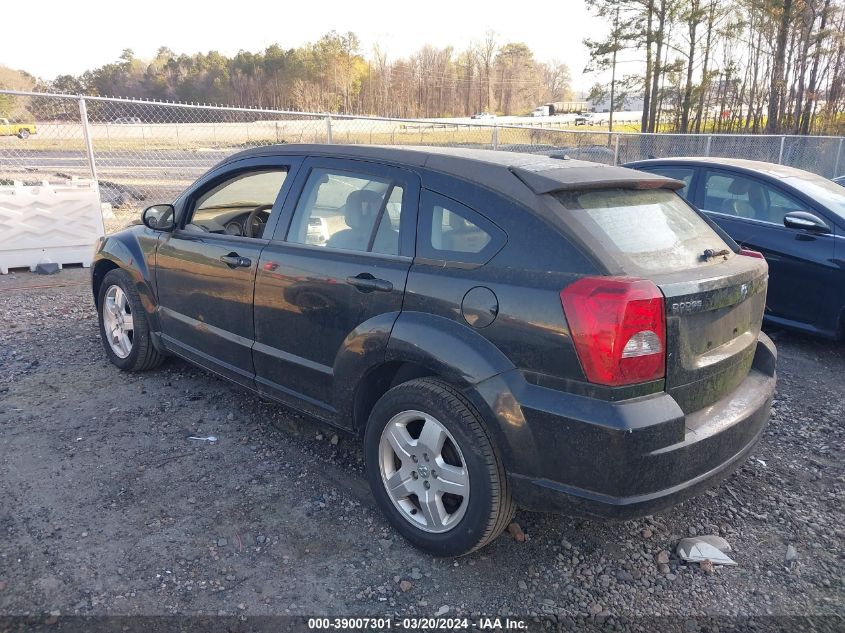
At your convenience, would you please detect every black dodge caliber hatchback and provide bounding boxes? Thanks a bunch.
[92,145,776,556]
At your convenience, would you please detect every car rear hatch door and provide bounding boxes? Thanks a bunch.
[547,186,769,412]
[649,256,768,413]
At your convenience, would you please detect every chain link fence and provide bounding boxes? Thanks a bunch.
[2,90,844,217]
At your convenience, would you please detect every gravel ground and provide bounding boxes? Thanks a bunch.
[0,266,842,628]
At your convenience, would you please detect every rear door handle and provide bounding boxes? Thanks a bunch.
[346,274,393,293]
[220,254,252,268]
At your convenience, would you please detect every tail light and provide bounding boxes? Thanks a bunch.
[560,277,666,386]
[739,248,765,260]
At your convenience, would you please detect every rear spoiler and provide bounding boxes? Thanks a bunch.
[510,165,684,194]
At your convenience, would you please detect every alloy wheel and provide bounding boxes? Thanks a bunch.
[102,285,134,359]
[378,410,470,533]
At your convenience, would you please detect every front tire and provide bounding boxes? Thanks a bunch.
[364,378,515,556]
[97,268,165,371]
[18,129,30,139]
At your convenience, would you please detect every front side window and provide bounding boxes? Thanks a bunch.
[186,168,287,238]
[287,168,403,256]
[702,170,803,224]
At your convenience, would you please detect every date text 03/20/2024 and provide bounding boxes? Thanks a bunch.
[307,617,529,630]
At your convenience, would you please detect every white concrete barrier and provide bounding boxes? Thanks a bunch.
[0,179,104,274]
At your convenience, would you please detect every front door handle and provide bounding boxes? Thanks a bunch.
[220,253,251,268]
[346,273,393,293]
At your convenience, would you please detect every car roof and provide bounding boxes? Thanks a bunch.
[225,144,682,204]
[625,156,821,180]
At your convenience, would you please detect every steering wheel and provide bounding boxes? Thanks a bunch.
[245,204,274,238]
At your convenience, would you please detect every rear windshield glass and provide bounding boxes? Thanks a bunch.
[553,189,732,272]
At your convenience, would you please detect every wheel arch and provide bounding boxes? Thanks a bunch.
[92,232,161,333]
[351,360,436,436]
[91,259,120,306]
[346,312,520,452]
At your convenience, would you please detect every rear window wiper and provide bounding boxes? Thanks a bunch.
[701,248,731,261]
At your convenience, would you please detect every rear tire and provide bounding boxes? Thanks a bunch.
[97,268,165,371]
[18,129,30,139]
[364,377,515,556]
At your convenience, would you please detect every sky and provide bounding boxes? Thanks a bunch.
[0,0,606,94]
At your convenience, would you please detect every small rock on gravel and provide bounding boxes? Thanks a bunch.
[399,580,413,592]
[656,550,670,565]
[217,538,227,547]
[699,559,715,574]
[616,570,633,582]
[785,544,798,562]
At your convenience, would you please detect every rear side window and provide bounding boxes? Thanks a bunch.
[417,191,505,265]
[553,188,731,273]
[287,168,403,256]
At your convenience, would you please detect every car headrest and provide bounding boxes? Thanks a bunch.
[344,190,383,229]
[728,178,751,195]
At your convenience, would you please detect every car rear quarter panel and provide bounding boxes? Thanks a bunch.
[409,172,599,383]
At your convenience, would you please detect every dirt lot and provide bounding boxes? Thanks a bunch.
[0,266,843,627]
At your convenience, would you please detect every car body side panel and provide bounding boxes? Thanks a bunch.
[403,262,589,383]
[385,311,516,386]
[252,247,412,421]
[252,157,420,425]
[153,156,301,387]
[155,234,266,387]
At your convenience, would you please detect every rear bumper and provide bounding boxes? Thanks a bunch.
[478,332,776,520]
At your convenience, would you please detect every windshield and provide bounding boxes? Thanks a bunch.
[784,175,845,219]
[553,188,732,273]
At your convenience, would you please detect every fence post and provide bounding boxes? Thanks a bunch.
[705,135,712,157]
[492,124,499,150]
[834,138,844,178]
[78,97,98,184]
[778,136,785,164]
[613,133,620,165]
[325,115,333,144]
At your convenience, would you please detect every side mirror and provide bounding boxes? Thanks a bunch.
[142,204,175,231]
[783,211,829,233]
